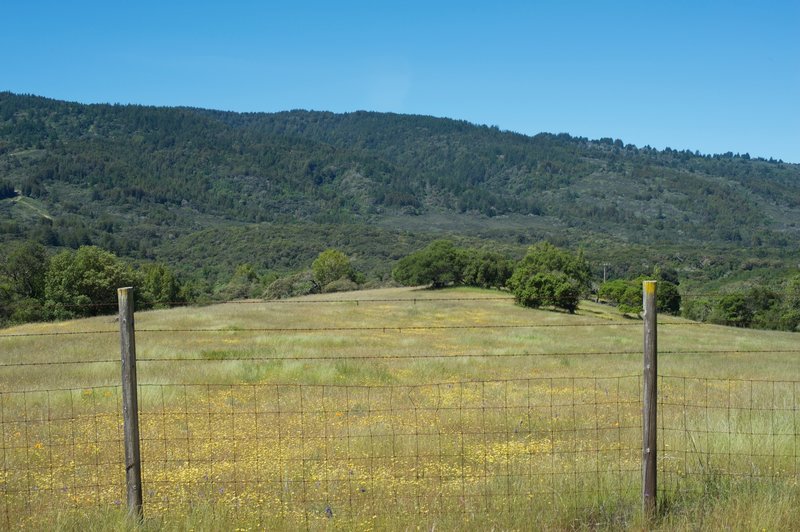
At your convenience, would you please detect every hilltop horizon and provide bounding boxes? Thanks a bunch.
[4,90,794,165]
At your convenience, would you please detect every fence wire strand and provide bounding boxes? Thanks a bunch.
[3,290,800,527]
[5,375,797,528]
[0,319,744,339]
[657,375,800,503]
[4,348,800,370]
[1,377,643,528]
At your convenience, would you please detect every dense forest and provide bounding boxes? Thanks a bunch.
[1,92,800,326]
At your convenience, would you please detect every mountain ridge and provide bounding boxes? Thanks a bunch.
[1,91,799,289]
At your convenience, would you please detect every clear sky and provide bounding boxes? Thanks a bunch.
[3,1,798,162]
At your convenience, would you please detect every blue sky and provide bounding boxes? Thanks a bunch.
[3,1,798,162]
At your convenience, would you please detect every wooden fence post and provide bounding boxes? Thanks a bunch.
[642,280,658,520]
[118,287,143,520]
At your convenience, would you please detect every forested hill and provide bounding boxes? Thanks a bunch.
[1,91,799,287]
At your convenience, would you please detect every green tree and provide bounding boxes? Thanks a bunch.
[139,262,182,307]
[599,277,681,316]
[710,293,753,328]
[1,241,48,300]
[657,281,681,315]
[392,240,466,288]
[682,297,713,322]
[44,246,142,318]
[598,279,641,314]
[0,282,13,325]
[746,285,783,330]
[312,249,353,288]
[0,241,49,323]
[462,249,513,289]
[508,242,590,313]
[509,271,582,313]
[264,270,318,299]
[0,181,16,199]
[221,263,262,300]
[781,275,800,331]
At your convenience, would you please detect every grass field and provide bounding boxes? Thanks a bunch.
[2,286,800,530]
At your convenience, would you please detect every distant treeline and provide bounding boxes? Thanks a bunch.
[6,239,798,334]
[0,242,185,323]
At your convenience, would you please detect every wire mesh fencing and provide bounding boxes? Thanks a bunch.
[2,376,642,529]
[0,386,126,529]
[2,291,800,528]
[658,376,800,506]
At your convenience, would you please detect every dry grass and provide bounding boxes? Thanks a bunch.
[2,287,800,530]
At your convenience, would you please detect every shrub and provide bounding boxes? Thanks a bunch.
[598,279,641,314]
[322,277,359,293]
[264,271,318,299]
[709,294,752,327]
[508,242,590,313]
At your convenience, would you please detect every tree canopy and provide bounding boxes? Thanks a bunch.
[2,93,800,330]
[507,243,590,313]
[598,276,681,316]
[0,243,185,325]
[45,246,142,318]
[312,249,353,288]
[462,249,514,289]
[392,240,466,288]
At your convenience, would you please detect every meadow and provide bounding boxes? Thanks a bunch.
[1,287,800,530]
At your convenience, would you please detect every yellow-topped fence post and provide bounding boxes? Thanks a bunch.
[642,280,658,521]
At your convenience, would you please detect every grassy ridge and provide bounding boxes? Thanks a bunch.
[2,287,798,390]
[1,287,800,530]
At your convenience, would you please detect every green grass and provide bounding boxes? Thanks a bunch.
[2,287,800,530]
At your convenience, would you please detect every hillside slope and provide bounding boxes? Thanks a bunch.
[1,92,799,286]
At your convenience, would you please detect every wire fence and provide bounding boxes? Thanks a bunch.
[4,375,800,528]
[1,377,643,529]
[0,386,125,529]
[0,320,709,339]
[658,376,800,500]
[1,292,799,528]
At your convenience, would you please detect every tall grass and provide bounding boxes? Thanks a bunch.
[2,287,800,529]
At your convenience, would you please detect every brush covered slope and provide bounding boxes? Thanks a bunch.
[1,92,799,288]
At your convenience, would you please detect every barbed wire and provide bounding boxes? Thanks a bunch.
[136,348,800,363]
[44,292,779,311]
[660,373,800,384]
[43,292,785,308]
[136,351,644,363]
[132,323,647,334]
[45,295,519,310]
[0,319,750,339]
[3,348,800,370]
[0,359,119,368]
[0,321,643,338]
[0,330,119,338]
[679,292,787,298]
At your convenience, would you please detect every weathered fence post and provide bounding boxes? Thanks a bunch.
[642,280,658,520]
[118,287,143,520]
